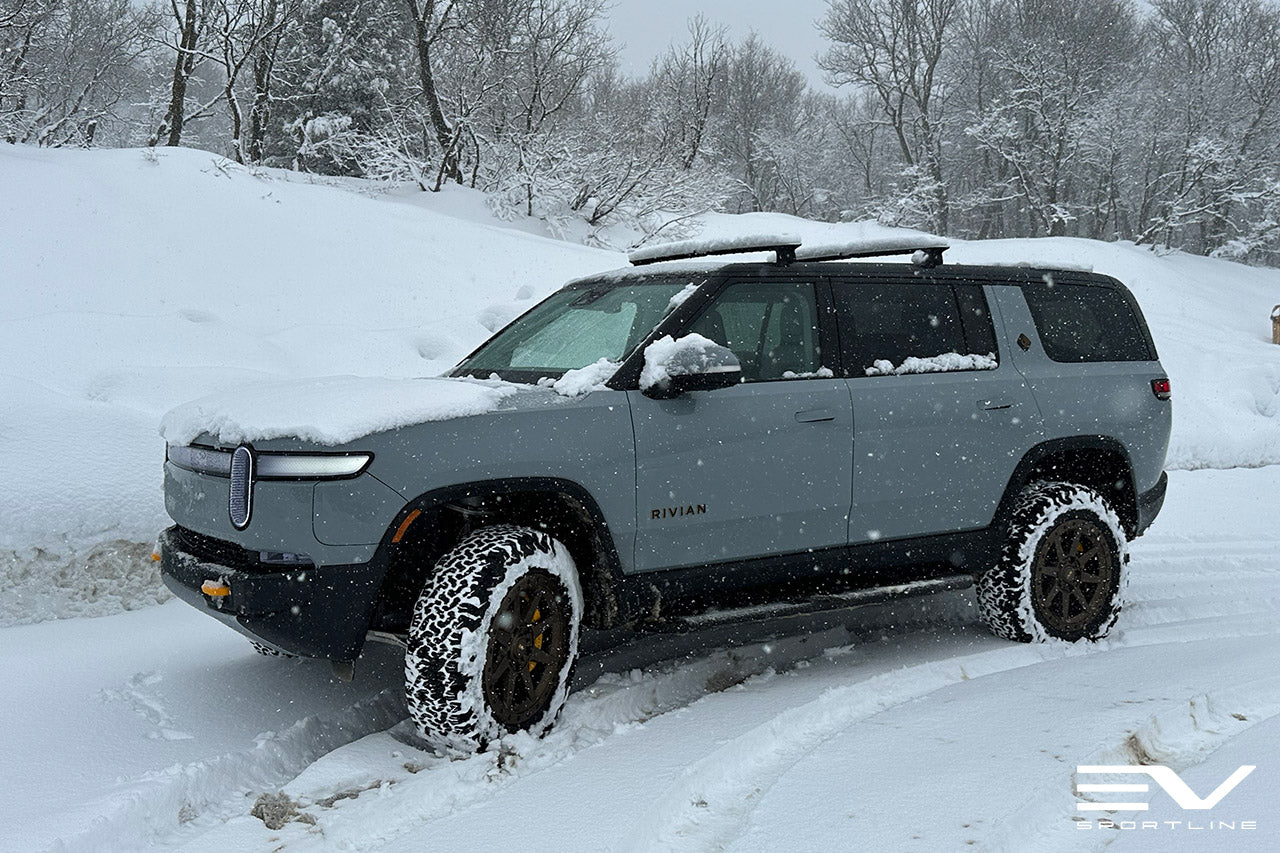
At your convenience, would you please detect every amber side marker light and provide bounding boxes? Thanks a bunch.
[1152,378,1172,400]
[201,580,231,598]
[392,509,422,543]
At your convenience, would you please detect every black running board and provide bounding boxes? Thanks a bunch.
[573,574,975,687]
[667,575,975,632]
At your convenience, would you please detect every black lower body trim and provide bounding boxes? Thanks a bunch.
[159,526,383,660]
[1135,470,1168,537]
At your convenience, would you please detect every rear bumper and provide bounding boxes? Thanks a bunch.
[159,526,384,660]
[1134,470,1168,537]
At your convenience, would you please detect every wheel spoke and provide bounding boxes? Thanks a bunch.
[1043,579,1062,602]
[502,668,519,704]
[489,653,512,680]
[523,590,544,624]
[528,647,557,666]
[1070,585,1089,610]
[1079,543,1103,564]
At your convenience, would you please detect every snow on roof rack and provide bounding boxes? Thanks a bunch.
[628,232,951,268]
[628,234,803,266]
[794,236,950,268]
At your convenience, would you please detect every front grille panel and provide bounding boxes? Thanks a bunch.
[229,445,254,529]
[170,526,258,572]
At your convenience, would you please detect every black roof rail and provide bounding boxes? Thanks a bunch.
[628,234,802,266]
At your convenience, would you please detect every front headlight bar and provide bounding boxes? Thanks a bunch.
[167,444,372,480]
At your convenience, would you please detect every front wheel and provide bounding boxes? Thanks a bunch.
[405,525,582,751]
[977,482,1127,642]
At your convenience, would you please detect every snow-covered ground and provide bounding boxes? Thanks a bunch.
[1,467,1276,851]
[3,145,1280,850]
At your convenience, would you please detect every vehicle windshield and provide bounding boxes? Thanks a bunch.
[452,277,700,382]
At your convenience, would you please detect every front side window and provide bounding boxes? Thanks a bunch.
[454,278,697,380]
[687,282,822,382]
[835,281,998,377]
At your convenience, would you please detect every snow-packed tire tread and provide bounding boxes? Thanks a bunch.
[976,481,1128,643]
[404,524,580,751]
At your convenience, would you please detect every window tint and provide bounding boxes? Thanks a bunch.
[1021,283,1154,362]
[688,282,822,382]
[955,284,998,357]
[457,280,690,377]
[836,282,994,376]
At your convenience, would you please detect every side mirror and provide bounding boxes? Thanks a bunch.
[640,334,741,399]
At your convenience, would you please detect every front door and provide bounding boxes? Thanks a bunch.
[629,280,854,572]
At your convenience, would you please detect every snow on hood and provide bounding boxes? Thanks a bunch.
[159,375,522,447]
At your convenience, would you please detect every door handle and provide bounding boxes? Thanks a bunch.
[978,400,1013,411]
[795,409,836,423]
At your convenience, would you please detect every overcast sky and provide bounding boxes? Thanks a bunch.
[606,0,835,88]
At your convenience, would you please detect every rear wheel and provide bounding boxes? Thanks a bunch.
[404,525,582,751]
[977,482,1127,642]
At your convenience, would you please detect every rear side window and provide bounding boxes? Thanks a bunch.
[834,281,998,376]
[1021,282,1154,362]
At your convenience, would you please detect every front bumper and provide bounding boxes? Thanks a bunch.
[159,526,385,660]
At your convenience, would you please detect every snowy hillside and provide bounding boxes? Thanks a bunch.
[3,147,1280,628]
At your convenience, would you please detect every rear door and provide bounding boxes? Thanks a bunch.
[832,275,1043,543]
[628,279,853,572]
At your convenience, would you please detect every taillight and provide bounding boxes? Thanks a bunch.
[1151,378,1171,400]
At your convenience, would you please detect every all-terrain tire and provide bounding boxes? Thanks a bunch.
[405,525,582,752]
[977,481,1128,643]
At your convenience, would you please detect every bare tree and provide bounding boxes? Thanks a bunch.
[401,0,462,182]
[715,34,808,213]
[819,0,958,232]
[202,0,295,162]
[151,0,209,147]
[3,0,153,146]
[966,0,1140,237]
[650,16,727,170]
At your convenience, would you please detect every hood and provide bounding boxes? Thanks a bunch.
[159,375,565,448]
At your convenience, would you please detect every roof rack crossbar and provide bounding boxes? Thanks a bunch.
[628,234,803,267]
[795,244,948,268]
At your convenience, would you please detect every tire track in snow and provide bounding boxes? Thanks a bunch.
[619,538,1280,853]
[51,687,407,853]
[171,535,1278,851]
[985,677,1280,853]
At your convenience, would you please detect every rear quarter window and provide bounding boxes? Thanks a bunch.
[1020,282,1154,363]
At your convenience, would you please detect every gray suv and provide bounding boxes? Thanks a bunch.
[160,235,1171,750]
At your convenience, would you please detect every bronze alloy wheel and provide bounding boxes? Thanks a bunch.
[1029,513,1118,638]
[481,569,572,732]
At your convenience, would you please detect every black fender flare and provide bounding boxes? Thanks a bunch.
[993,435,1138,537]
